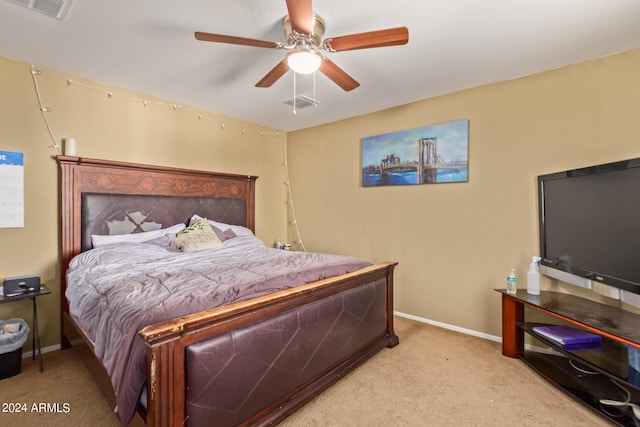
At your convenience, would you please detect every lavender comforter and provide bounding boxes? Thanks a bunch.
[66,234,370,425]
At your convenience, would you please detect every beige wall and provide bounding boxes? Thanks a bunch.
[2,48,639,352]
[286,49,640,337]
[0,56,287,351]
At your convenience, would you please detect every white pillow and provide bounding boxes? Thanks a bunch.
[91,223,186,248]
[189,214,254,237]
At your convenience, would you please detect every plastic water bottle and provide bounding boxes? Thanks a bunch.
[507,269,518,295]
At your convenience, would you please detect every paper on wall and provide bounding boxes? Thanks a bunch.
[0,151,24,228]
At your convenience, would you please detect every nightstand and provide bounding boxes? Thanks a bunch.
[0,286,51,372]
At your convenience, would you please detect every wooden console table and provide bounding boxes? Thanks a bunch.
[497,289,640,426]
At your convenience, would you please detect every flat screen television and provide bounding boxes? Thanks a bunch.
[538,157,640,299]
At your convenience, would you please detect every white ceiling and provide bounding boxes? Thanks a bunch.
[1,0,640,132]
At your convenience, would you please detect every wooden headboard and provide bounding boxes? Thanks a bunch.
[58,156,257,315]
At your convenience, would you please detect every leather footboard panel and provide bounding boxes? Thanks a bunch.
[185,277,388,426]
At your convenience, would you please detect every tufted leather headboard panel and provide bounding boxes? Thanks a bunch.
[81,193,247,252]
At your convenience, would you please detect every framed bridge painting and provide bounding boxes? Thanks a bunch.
[361,119,469,187]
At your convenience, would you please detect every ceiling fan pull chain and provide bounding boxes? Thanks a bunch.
[313,71,317,107]
[292,72,297,115]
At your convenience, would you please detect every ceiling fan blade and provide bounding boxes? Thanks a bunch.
[195,32,281,49]
[324,27,409,52]
[319,58,360,92]
[286,0,313,34]
[255,60,290,88]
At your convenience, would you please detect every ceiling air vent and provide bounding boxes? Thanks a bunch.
[6,0,73,20]
[283,95,320,110]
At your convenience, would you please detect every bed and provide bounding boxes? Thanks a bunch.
[58,156,399,427]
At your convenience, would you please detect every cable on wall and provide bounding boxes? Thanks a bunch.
[30,66,62,154]
[281,134,306,252]
[29,66,282,140]
[29,65,307,250]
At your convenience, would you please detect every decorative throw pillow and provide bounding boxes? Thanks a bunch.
[174,218,224,252]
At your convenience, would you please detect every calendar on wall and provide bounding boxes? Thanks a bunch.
[0,151,24,228]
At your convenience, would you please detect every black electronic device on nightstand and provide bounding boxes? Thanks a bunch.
[2,275,41,297]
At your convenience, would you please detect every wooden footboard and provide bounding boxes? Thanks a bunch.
[140,262,398,427]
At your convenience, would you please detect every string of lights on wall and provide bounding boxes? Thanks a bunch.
[281,135,307,252]
[29,64,306,251]
[30,66,62,155]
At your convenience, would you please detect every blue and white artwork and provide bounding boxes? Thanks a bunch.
[362,119,469,187]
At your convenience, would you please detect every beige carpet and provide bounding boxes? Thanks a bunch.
[0,347,117,427]
[0,316,609,426]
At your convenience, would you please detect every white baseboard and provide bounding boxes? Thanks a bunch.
[22,343,61,359]
[394,310,502,342]
[393,310,553,353]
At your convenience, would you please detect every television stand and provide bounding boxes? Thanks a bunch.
[497,289,640,426]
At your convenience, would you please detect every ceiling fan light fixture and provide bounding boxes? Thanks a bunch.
[286,49,322,74]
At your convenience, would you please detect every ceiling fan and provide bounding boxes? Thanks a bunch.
[195,0,409,92]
